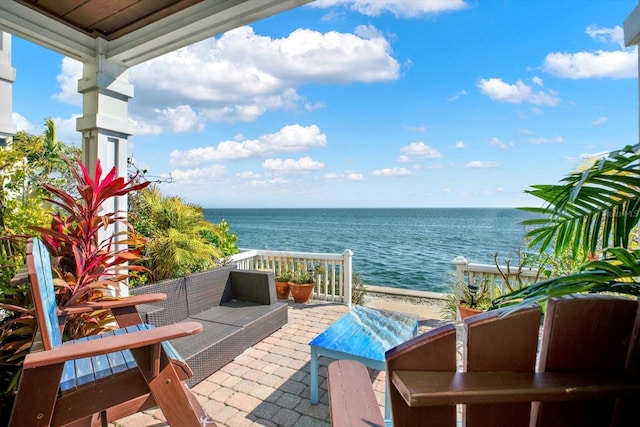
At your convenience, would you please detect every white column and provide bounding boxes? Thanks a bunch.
[0,32,16,144]
[76,55,133,294]
[343,249,353,307]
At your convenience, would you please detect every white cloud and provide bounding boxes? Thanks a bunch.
[478,78,560,106]
[372,167,412,176]
[310,0,469,18]
[324,171,365,180]
[237,171,261,179]
[586,25,625,48]
[128,25,399,127]
[465,161,499,168]
[12,112,38,134]
[543,50,637,79]
[528,136,564,144]
[489,137,513,150]
[262,156,325,172]
[52,57,82,106]
[251,177,290,186]
[592,117,608,125]
[398,155,411,163]
[447,89,467,101]
[455,141,465,149]
[399,141,442,160]
[425,163,444,170]
[170,124,327,166]
[52,25,399,132]
[171,165,226,183]
[542,26,636,79]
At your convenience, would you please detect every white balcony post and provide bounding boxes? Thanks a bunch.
[453,256,468,298]
[343,249,353,307]
[0,32,16,143]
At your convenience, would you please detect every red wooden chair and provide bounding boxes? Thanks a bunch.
[9,238,210,426]
[329,295,640,426]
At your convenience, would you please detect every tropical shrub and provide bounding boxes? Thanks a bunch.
[0,120,80,285]
[129,186,226,284]
[203,219,239,258]
[351,271,367,306]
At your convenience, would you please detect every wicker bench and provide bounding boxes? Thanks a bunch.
[131,265,288,386]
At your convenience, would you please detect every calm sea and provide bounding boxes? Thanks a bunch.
[203,208,535,294]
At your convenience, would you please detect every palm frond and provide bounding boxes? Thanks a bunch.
[520,144,640,258]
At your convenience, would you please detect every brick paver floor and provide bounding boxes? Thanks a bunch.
[112,301,442,427]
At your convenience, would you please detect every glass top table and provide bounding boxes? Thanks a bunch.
[309,305,418,425]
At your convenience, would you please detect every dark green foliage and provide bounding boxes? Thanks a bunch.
[494,248,640,311]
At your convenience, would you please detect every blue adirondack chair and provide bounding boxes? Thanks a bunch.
[9,238,210,426]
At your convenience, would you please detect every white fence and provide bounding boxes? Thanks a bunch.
[228,249,541,307]
[229,249,354,306]
[453,256,541,300]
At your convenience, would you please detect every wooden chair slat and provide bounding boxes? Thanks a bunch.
[29,239,62,350]
[386,323,457,426]
[464,304,541,427]
[533,295,639,427]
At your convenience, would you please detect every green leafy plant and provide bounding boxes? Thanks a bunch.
[275,270,292,282]
[0,121,81,286]
[497,144,640,309]
[289,263,324,284]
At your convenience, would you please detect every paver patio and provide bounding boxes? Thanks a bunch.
[112,300,447,427]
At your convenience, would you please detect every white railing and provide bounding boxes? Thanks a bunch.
[229,249,354,306]
[453,256,542,300]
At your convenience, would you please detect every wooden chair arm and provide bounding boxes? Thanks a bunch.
[61,293,167,315]
[24,321,202,369]
[391,370,640,407]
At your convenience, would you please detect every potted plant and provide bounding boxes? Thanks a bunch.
[275,270,292,299]
[451,278,497,320]
[288,265,319,304]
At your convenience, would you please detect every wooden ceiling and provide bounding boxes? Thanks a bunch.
[1,0,313,66]
[14,0,205,41]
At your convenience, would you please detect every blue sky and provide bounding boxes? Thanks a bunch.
[10,0,639,208]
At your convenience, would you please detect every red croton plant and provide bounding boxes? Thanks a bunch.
[32,157,150,338]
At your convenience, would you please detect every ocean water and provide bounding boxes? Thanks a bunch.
[203,208,535,294]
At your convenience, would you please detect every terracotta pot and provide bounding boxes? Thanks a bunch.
[275,281,290,299]
[288,282,315,303]
[456,300,484,320]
